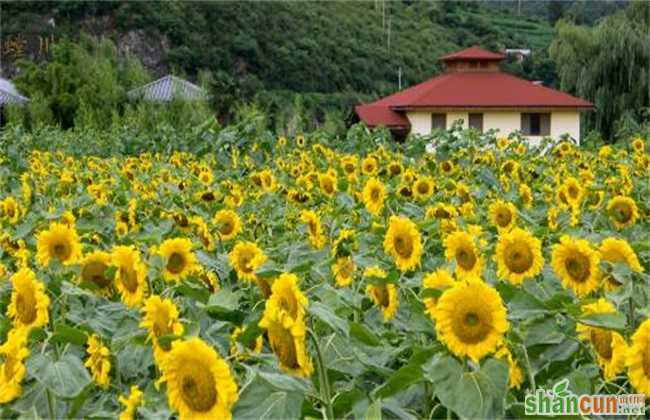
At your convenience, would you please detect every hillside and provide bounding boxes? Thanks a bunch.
[2,1,558,94]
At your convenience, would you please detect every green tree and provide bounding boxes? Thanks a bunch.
[550,1,650,141]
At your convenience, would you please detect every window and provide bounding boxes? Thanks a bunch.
[521,113,550,136]
[431,114,446,131]
[480,61,489,69]
[469,113,483,132]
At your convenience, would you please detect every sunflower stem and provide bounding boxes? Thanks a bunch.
[309,327,334,420]
[46,389,55,418]
[520,344,536,391]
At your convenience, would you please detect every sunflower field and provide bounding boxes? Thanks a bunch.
[0,124,649,420]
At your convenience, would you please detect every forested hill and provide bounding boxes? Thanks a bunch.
[3,1,568,94]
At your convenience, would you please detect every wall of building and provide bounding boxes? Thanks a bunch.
[406,109,581,144]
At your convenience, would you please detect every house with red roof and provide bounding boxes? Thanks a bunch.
[355,47,593,143]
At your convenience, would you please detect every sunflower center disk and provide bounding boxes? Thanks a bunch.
[565,254,590,283]
[612,204,631,223]
[590,329,613,360]
[167,253,186,274]
[496,210,511,227]
[453,308,491,344]
[82,261,111,288]
[370,188,380,202]
[394,234,413,259]
[505,243,534,274]
[52,242,70,261]
[455,247,477,271]
[220,221,233,236]
[179,361,218,413]
[16,291,38,324]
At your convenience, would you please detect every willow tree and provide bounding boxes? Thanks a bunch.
[550,1,649,141]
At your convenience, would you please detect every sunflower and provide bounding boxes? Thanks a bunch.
[160,338,239,420]
[495,228,544,285]
[435,278,509,362]
[494,346,524,389]
[318,172,338,198]
[383,216,422,272]
[300,210,326,249]
[599,237,644,290]
[519,184,533,208]
[551,235,600,297]
[2,196,23,225]
[112,245,147,308]
[388,160,403,177]
[439,160,455,175]
[488,200,517,232]
[332,256,355,287]
[362,177,386,216]
[229,241,266,283]
[198,169,213,186]
[197,268,220,293]
[631,137,645,154]
[7,268,50,332]
[213,210,242,241]
[422,269,455,320]
[36,221,82,267]
[606,195,638,229]
[80,250,113,294]
[119,385,143,420]
[366,283,398,322]
[563,177,585,208]
[0,329,30,403]
[259,274,313,377]
[361,156,379,175]
[576,299,628,380]
[413,176,434,201]
[496,137,509,150]
[628,319,650,395]
[85,334,111,389]
[443,231,484,280]
[159,238,199,282]
[140,295,184,365]
[296,135,306,147]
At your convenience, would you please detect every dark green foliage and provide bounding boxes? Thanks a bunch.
[550,1,650,140]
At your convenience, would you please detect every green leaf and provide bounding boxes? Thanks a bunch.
[372,346,438,399]
[424,355,508,419]
[578,312,626,330]
[38,354,92,398]
[204,288,245,323]
[349,321,381,347]
[310,301,349,337]
[234,370,305,419]
[51,324,88,346]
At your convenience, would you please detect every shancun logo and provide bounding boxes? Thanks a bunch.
[525,379,645,416]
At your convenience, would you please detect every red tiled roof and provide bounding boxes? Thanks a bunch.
[356,66,593,128]
[440,47,505,61]
[354,104,409,128]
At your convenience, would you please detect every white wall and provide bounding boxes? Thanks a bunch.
[551,111,581,144]
[407,110,581,144]
[406,111,431,134]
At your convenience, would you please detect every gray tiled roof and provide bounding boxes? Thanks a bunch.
[0,77,29,105]
[127,75,207,102]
